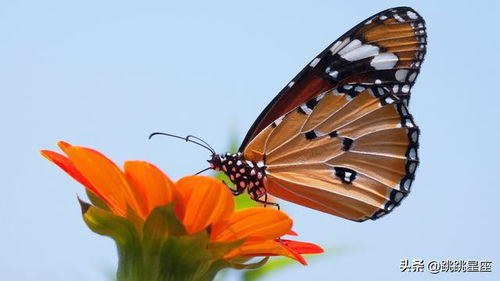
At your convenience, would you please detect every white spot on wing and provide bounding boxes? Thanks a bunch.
[408,72,417,83]
[411,131,418,142]
[403,178,411,190]
[300,104,312,115]
[273,115,284,126]
[405,118,414,128]
[395,69,409,82]
[329,39,349,54]
[393,14,404,22]
[329,70,338,79]
[370,53,398,70]
[395,192,404,202]
[377,87,385,96]
[401,84,410,93]
[313,129,327,137]
[392,85,399,93]
[287,81,295,88]
[408,162,417,173]
[340,43,380,62]
[407,11,418,20]
[384,96,395,104]
[338,39,362,56]
[409,148,417,159]
[309,57,321,67]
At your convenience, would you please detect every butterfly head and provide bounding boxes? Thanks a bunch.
[207,152,241,172]
[207,153,224,172]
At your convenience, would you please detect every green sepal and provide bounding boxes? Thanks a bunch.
[158,231,215,281]
[78,198,140,245]
[241,257,294,281]
[125,205,144,237]
[208,238,246,259]
[78,198,143,281]
[143,203,185,243]
[140,203,187,280]
[229,257,270,270]
[85,189,110,211]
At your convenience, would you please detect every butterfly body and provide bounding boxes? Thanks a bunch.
[205,6,426,222]
[208,153,268,200]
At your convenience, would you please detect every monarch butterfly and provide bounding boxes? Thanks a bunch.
[152,6,426,222]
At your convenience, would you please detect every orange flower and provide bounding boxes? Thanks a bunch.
[41,141,176,219]
[41,141,323,278]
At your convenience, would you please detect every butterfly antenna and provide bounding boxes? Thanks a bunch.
[186,135,216,154]
[194,167,211,175]
[149,132,216,154]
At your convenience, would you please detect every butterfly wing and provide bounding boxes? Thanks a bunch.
[243,86,418,221]
[239,6,426,151]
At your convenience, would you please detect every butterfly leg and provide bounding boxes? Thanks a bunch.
[222,180,244,196]
[253,192,280,210]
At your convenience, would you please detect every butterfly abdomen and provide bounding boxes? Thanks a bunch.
[208,152,266,198]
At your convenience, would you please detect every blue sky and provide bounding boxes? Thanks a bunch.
[1,0,499,280]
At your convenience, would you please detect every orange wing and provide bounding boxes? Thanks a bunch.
[244,87,418,221]
[239,6,426,151]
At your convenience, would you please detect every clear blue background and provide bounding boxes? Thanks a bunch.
[1,0,499,280]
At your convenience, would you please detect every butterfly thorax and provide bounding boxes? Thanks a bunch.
[208,152,266,200]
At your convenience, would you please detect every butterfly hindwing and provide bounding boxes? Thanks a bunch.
[240,6,426,151]
[243,86,419,221]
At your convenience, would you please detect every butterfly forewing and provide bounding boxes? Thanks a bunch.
[243,86,419,221]
[240,6,426,151]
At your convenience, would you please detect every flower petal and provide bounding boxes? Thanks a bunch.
[278,239,324,255]
[212,208,292,242]
[63,146,141,217]
[124,161,176,218]
[41,149,114,207]
[41,150,94,190]
[225,239,301,263]
[176,176,234,234]
[57,140,72,152]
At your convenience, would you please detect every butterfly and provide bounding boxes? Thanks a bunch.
[153,6,426,222]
